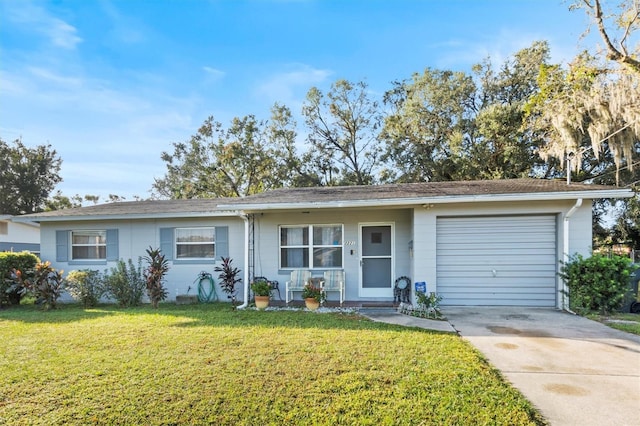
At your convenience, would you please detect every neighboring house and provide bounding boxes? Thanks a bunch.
[15,179,633,308]
[0,215,40,255]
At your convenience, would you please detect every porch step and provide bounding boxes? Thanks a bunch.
[357,305,397,314]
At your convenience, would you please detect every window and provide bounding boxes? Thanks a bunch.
[175,227,215,259]
[280,225,342,269]
[71,230,106,260]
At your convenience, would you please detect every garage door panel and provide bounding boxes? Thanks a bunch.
[436,215,557,307]
[437,277,556,287]
[440,288,557,297]
[437,256,557,267]
[442,296,556,307]
[438,270,556,279]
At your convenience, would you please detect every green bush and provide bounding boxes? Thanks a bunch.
[66,269,104,308]
[103,259,145,308]
[142,247,169,309]
[0,251,39,306]
[15,261,65,310]
[559,254,636,315]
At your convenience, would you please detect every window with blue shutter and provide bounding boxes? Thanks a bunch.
[160,228,174,260]
[216,226,229,259]
[56,230,69,262]
[106,229,119,261]
[161,226,228,263]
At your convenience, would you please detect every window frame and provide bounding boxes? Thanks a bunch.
[70,230,107,261]
[279,224,343,270]
[174,227,216,260]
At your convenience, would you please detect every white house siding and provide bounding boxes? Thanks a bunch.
[0,219,40,253]
[39,217,245,302]
[412,200,594,308]
[252,208,412,303]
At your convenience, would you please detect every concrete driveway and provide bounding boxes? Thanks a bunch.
[444,307,640,426]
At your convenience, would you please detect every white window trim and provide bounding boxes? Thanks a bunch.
[71,230,107,261]
[279,224,344,270]
[175,227,216,260]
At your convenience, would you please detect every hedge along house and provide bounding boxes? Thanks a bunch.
[16,179,632,309]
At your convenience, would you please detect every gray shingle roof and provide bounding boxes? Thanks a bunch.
[19,198,235,220]
[16,178,632,222]
[226,178,623,205]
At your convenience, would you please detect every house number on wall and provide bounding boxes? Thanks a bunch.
[344,241,356,245]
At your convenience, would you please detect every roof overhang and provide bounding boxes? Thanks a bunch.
[13,210,241,223]
[218,188,634,211]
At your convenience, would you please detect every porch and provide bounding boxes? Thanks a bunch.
[264,299,398,309]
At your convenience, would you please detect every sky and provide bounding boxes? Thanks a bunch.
[0,0,600,202]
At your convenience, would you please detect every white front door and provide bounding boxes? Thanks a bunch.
[359,223,394,298]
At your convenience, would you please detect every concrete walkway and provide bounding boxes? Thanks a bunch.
[360,309,457,333]
[362,308,640,426]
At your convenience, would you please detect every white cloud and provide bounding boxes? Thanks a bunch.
[49,18,82,49]
[256,63,333,107]
[433,28,580,70]
[98,0,147,45]
[203,66,225,78]
[3,1,82,49]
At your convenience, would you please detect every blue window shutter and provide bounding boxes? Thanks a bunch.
[56,230,69,262]
[106,229,119,261]
[160,228,174,260]
[216,226,229,259]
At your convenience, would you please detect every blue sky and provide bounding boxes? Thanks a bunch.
[0,0,596,201]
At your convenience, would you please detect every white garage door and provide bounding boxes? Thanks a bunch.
[436,215,557,306]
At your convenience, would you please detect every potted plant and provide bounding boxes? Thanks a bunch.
[301,280,324,310]
[251,279,272,309]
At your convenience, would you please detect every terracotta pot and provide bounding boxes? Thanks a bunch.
[305,298,320,310]
[255,295,270,309]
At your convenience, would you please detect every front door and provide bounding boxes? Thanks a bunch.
[359,224,394,298]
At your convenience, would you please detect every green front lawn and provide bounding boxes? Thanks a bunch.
[588,312,640,335]
[0,304,544,425]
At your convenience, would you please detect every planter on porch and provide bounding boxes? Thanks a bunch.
[304,298,320,310]
[254,295,270,309]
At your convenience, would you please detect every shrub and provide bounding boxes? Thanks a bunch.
[250,279,272,297]
[66,269,104,308]
[400,292,443,319]
[103,259,145,308]
[214,257,241,307]
[14,261,65,310]
[142,247,169,308]
[0,251,39,306]
[559,253,637,315]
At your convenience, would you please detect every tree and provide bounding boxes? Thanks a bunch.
[380,69,473,182]
[0,138,62,215]
[302,79,382,186]
[153,114,283,198]
[527,54,640,185]
[524,1,640,251]
[574,0,640,74]
[380,41,552,183]
[44,192,111,211]
[267,103,324,188]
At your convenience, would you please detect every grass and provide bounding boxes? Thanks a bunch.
[587,312,640,335]
[0,303,545,425]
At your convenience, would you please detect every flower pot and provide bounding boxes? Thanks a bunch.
[254,295,270,309]
[305,298,320,310]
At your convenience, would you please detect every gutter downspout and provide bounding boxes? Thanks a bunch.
[236,213,250,310]
[562,198,583,312]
